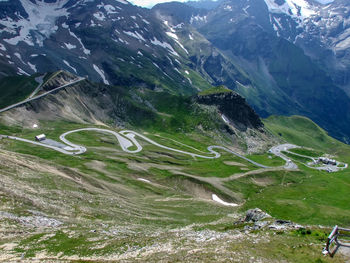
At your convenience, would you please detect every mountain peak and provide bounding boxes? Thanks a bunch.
[263,0,317,19]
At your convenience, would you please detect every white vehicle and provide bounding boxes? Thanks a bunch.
[35,134,46,141]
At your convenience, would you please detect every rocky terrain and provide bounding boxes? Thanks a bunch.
[153,0,350,143]
[195,89,264,131]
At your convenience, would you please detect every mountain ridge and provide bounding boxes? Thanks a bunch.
[1,0,350,143]
[153,0,350,143]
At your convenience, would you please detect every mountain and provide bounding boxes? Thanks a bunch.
[1,2,350,260]
[186,0,224,10]
[258,0,350,97]
[0,0,214,95]
[0,0,350,144]
[153,0,350,143]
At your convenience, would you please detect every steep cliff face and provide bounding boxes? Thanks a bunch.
[195,90,264,131]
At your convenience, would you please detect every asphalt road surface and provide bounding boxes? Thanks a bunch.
[4,129,345,171]
[2,128,271,169]
[269,144,299,170]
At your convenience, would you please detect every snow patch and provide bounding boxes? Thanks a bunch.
[190,15,207,24]
[0,43,6,51]
[224,5,232,11]
[64,43,76,50]
[221,114,230,124]
[68,30,91,55]
[103,4,118,14]
[18,67,29,76]
[142,19,150,25]
[152,62,160,69]
[264,0,316,20]
[137,178,151,183]
[212,194,238,207]
[123,31,145,42]
[14,52,26,64]
[151,37,179,57]
[1,0,69,46]
[115,0,128,4]
[27,62,37,72]
[166,31,178,40]
[93,64,109,85]
[63,60,77,74]
[93,12,106,21]
[166,32,188,54]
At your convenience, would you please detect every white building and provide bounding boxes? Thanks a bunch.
[318,157,337,166]
[35,134,46,141]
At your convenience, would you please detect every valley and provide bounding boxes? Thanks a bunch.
[0,73,349,261]
[0,0,349,261]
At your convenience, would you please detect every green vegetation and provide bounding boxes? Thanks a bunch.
[0,75,39,108]
[0,77,349,261]
[198,85,232,96]
[289,147,324,158]
[264,115,350,162]
[247,154,285,167]
[225,166,350,226]
[282,151,313,163]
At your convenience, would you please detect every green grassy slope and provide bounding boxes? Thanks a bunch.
[221,115,350,226]
[264,115,349,159]
[198,85,232,96]
[0,76,349,261]
[0,75,39,108]
[0,117,348,261]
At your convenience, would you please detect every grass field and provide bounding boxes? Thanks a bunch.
[198,85,232,96]
[0,75,39,108]
[0,114,349,261]
[289,147,324,157]
[264,115,349,159]
[1,116,349,227]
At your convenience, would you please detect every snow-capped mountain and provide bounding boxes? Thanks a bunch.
[153,0,350,143]
[1,0,350,143]
[0,0,199,93]
[260,0,350,94]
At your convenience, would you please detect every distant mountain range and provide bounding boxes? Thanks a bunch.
[155,0,350,143]
[0,0,349,143]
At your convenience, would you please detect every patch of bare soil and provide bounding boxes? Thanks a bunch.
[224,168,284,181]
[224,161,247,167]
[251,177,275,186]
[339,247,350,263]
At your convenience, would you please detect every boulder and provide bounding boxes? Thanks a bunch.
[244,208,271,222]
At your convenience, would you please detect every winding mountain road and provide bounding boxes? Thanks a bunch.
[3,128,346,172]
[269,144,298,170]
[1,128,270,169]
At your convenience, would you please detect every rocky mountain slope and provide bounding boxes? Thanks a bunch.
[263,0,350,95]
[153,0,350,143]
[1,0,349,144]
[0,0,210,94]
[0,71,274,153]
